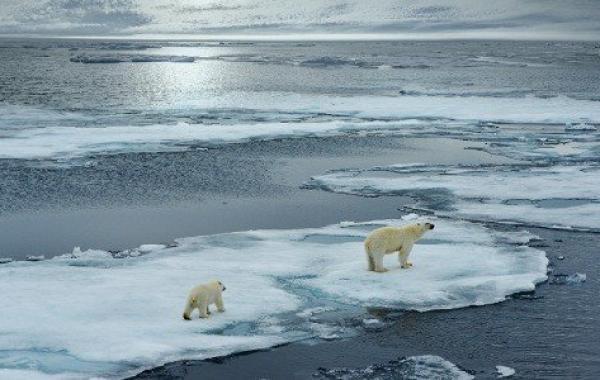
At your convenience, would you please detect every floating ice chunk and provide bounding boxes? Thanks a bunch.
[0,258,13,264]
[314,355,473,379]
[60,246,112,260]
[25,255,44,261]
[471,56,548,67]
[70,55,126,63]
[362,318,385,330]
[137,244,167,253]
[0,218,546,378]
[496,365,516,377]
[565,123,597,131]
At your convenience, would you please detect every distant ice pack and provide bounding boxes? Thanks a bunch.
[0,217,546,379]
[0,92,599,162]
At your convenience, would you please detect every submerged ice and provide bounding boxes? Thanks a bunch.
[313,355,474,380]
[0,217,546,379]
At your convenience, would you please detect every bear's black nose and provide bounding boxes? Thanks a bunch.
[429,224,435,230]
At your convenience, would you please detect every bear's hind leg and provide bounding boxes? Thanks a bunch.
[183,297,196,320]
[198,298,210,318]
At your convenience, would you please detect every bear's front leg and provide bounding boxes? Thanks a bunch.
[373,252,388,273]
[399,245,413,269]
[198,300,210,318]
[216,294,225,312]
[366,253,375,271]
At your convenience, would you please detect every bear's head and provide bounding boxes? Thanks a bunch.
[412,222,435,238]
[419,222,435,231]
[217,280,226,292]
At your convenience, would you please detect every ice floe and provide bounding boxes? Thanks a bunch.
[306,164,600,230]
[496,365,516,378]
[70,54,195,64]
[0,217,546,379]
[313,355,474,380]
[0,119,431,161]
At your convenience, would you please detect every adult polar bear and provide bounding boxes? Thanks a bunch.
[364,222,435,272]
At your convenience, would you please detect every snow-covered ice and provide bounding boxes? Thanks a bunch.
[0,217,546,379]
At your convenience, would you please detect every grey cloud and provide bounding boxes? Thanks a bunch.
[0,0,599,39]
[13,0,151,33]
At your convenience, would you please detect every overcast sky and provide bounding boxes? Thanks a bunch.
[1,0,599,39]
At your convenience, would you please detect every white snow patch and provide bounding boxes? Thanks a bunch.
[0,218,546,379]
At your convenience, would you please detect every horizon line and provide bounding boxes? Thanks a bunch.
[0,31,599,42]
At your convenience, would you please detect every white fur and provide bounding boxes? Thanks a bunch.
[182,280,226,320]
[364,223,433,272]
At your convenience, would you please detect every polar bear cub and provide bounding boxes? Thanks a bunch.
[183,280,226,320]
[364,222,434,272]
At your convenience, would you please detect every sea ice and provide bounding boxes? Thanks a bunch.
[306,164,600,230]
[70,54,195,63]
[25,255,45,261]
[0,217,546,379]
[1,93,600,162]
